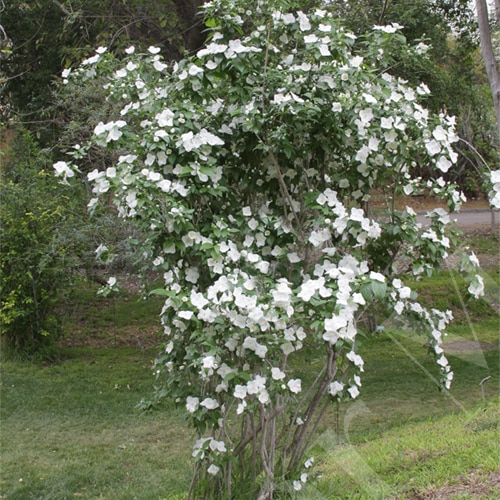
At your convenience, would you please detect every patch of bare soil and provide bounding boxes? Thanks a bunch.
[408,469,500,499]
[59,325,161,350]
[444,340,498,354]
[443,252,499,273]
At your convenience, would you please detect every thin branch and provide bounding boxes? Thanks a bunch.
[286,347,339,472]
[379,0,390,24]
[458,137,493,173]
[261,21,271,113]
[268,150,306,242]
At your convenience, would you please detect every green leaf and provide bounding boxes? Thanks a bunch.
[370,281,387,300]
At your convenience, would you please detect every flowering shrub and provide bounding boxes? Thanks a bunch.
[54,1,488,497]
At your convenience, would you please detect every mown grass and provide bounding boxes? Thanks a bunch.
[304,401,499,499]
[1,237,498,499]
[0,348,192,499]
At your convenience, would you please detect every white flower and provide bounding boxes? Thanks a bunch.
[191,291,209,310]
[202,355,217,370]
[469,252,480,267]
[324,315,348,333]
[319,44,331,56]
[297,11,311,31]
[254,343,268,359]
[298,277,323,302]
[394,301,404,314]
[468,275,484,298]
[309,228,331,247]
[209,438,227,453]
[415,42,429,55]
[237,401,247,414]
[436,156,452,173]
[234,385,248,399]
[403,183,414,195]
[436,355,448,368]
[304,34,318,43]
[185,267,199,283]
[198,42,227,58]
[490,170,500,183]
[279,13,295,24]
[346,351,364,371]
[105,167,116,178]
[373,23,403,33]
[272,280,293,310]
[329,381,344,396]
[425,139,441,156]
[271,367,286,380]
[153,59,167,71]
[359,108,373,124]
[53,161,75,181]
[95,244,108,257]
[348,385,360,399]
[186,396,199,413]
[363,93,377,104]
[281,342,295,355]
[207,464,220,475]
[370,271,385,282]
[188,64,204,76]
[247,375,266,395]
[156,108,174,127]
[258,389,270,404]
[200,397,219,410]
[178,310,193,320]
[351,55,364,68]
[148,46,161,54]
[287,378,302,394]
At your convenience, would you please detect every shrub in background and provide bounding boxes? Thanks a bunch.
[0,129,81,357]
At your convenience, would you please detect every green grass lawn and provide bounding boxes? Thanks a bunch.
[0,348,192,499]
[1,235,498,499]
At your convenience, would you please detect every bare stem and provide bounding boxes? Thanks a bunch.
[286,346,339,472]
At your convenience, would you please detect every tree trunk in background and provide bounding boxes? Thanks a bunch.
[475,0,500,140]
[173,0,206,54]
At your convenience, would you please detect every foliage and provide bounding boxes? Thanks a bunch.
[0,0,204,143]
[0,129,81,357]
[54,0,493,497]
[329,0,498,191]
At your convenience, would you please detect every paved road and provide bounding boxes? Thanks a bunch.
[417,208,499,230]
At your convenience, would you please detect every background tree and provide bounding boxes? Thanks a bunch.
[475,0,500,138]
[326,0,498,193]
[0,0,205,142]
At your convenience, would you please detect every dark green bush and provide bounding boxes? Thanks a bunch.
[0,129,81,357]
